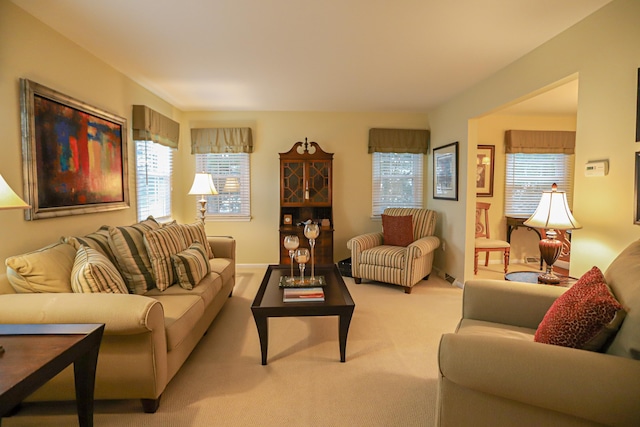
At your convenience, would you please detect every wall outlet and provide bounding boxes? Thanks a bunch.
[441,241,446,251]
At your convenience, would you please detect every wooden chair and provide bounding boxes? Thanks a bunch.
[475,202,510,274]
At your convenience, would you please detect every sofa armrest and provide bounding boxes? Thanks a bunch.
[0,293,165,335]
[207,236,236,260]
[462,279,566,329]
[408,236,440,258]
[439,333,640,426]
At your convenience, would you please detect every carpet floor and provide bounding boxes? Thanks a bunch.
[4,267,463,427]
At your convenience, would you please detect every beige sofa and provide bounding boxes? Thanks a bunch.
[0,224,235,413]
[436,239,640,426]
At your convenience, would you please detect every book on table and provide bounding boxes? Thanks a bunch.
[283,287,325,302]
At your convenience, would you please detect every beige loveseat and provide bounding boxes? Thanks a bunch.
[436,239,640,426]
[0,219,235,413]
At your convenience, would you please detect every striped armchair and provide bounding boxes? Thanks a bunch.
[347,208,440,293]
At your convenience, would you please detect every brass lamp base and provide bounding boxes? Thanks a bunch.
[538,229,563,285]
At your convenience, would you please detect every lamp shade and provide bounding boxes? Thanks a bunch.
[188,173,218,195]
[524,184,581,230]
[0,174,29,210]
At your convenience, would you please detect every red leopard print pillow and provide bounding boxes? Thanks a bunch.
[534,266,625,351]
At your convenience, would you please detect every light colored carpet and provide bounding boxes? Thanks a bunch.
[4,267,463,427]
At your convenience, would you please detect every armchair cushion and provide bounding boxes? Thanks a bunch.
[381,214,413,246]
[535,266,626,351]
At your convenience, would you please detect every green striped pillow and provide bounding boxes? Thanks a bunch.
[108,217,159,294]
[71,245,128,294]
[179,222,214,259]
[144,224,188,291]
[65,225,118,265]
[171,242,211,290]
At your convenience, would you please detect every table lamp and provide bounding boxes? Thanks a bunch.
[0,173,30,353]
[524,183,581,284]
[188,172,217,223]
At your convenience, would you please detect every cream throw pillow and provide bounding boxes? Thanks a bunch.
[5,241,76,293]
[71,246,128,294]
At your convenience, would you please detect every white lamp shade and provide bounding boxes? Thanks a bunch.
[524,185,581,230]
[188,173,218,195]
[0,174,29,210]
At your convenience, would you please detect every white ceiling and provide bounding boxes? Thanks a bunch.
[11,0,610,112]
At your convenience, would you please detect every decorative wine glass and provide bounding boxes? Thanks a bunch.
[304,223,320,282]
[294,248,310,284]
[283,235,300,283]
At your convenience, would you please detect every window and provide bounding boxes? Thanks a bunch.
[195,153,250,221]
[136,140,173,222]
[372,152,423,217]
[505,153,575,217]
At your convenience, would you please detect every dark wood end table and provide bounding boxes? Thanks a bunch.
[0,323,105,427]
[251,264,355,365]
[505,270,577,287]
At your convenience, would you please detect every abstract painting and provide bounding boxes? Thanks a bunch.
[20,79,129,220]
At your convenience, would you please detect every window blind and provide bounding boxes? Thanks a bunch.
[195,153,250,221]
[505,153,574,217]
[372,152,423,217]
[136,140,173,221]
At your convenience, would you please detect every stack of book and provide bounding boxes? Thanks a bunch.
[283,287,325,302]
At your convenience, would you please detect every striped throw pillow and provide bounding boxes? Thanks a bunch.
[108,216,160,294]
[171,242,211,290]
[71,245,128,294]
[144,224,188,291]
[64,225,118,265]
[179,222,214,259]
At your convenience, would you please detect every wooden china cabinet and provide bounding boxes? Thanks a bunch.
[279,139,334,265]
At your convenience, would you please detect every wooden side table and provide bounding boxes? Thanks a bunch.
[505,270,577,287]
[0,323,104,427]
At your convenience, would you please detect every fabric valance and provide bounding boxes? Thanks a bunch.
[368,128,430,154]
[132,105,180,149]
[190,127,254,154]
[505,130,575,154]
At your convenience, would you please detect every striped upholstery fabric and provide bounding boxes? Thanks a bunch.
[347,208,440,292]
[179,222,214,259]
[171,242,211,290]
[144,224,188,291]
[108,217,160,294]
[65,225,117,266]
[71,245,128,294]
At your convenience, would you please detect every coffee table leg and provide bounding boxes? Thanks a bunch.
[338,309,354,363]
[253,314,269,365]
[73,340,101,427]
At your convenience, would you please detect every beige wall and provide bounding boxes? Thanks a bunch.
[175,111,428,264]
[0,2,180,263]
[476,114,577,264]
[429,0,640,283]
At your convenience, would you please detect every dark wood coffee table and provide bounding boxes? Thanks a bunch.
[251,264,355,365]
[0,323,105,427]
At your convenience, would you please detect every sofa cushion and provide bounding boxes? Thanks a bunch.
[108,216,159,295]
[178,222,214,259]
[209,257,233,285]
[71,246,128,294]
[145,272,222,307]
[5,241,76,293]
[64,225,117,266]
[144,225,188,291]
[534,267,625,351]
[382,214,413,247]
[604,239,640,359]
[171,242,211,290]
[149,294,204,351]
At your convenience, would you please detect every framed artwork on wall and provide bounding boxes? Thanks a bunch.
[635,151,640,225]
[476,145,495,197]
[20,79,129,220]
[433,141,458,201]
[636,68,639,142]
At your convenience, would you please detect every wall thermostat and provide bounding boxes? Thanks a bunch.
[585,160,609,177]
